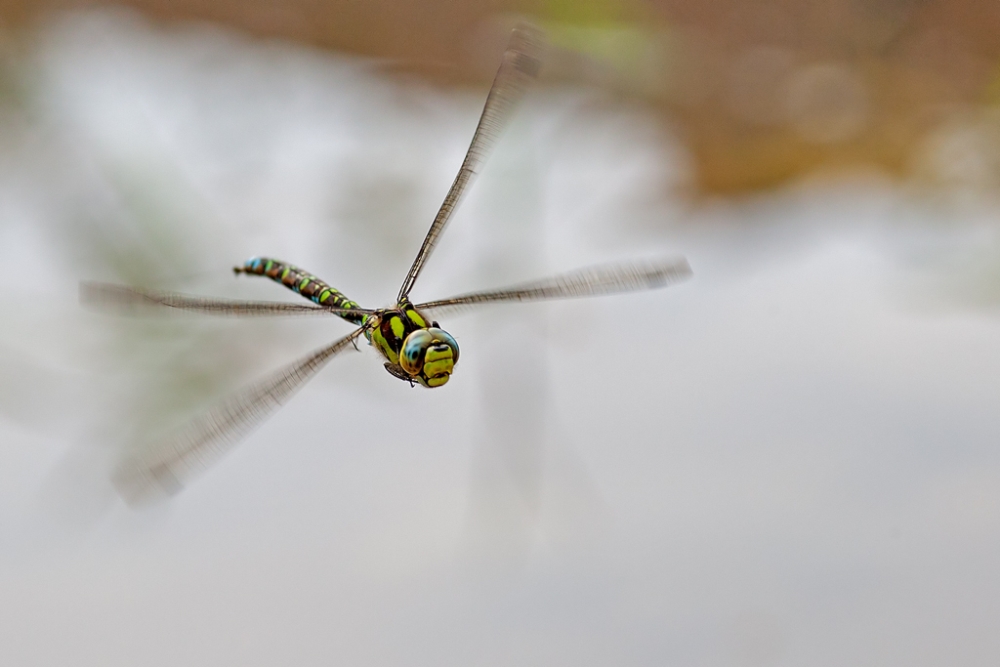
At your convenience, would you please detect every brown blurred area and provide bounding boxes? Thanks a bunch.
[3,0,998,195]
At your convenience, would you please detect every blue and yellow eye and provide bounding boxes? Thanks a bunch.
[427,328,459,364]
[400,329,434,375]
[399,327,460,387]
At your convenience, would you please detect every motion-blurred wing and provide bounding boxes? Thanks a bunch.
[113,327,365,505]
[81,281,373,319]
[416,257,692,315]
[397,24,543,302]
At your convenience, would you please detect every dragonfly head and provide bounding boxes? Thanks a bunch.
[399,327,459,388]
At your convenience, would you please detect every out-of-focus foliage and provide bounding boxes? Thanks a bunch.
[3,0,998,195]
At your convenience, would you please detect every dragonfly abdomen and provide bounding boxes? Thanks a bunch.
[235,257,367,325]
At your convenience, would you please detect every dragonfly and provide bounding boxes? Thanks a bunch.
[81,25,691,504]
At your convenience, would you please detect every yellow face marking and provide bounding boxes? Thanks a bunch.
[422,357,453,379]
[424,375,449,387]
[424,347,452,363]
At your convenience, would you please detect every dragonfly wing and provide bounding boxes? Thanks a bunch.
[397,24,543,302]
[416,257,692,315]
[81,281,373,319]
[113,327,366,505]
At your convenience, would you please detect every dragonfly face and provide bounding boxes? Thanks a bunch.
[400,327,459,387]
[367,303,459,387]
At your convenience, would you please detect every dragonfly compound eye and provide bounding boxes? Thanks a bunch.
[400,329,434,375]
[426,328,459,364]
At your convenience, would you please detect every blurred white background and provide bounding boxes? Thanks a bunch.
[0,9,999,666]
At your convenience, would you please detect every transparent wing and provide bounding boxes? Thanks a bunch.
[415,257,692,315]
[81,281,373,319]
[397,24,543,301]
[113,327,366,505]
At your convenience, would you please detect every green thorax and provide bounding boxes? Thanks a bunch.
[366,300,431,366]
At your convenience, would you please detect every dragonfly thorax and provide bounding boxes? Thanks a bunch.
[367,302,459,388]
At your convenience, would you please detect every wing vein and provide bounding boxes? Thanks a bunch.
[113,328,366,504]
[397,24,543,301]
[416,257,692,315]
[81,281,373,318]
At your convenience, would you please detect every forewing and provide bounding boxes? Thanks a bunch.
[113,327,366,505]
[81,281,373,319]
[397,24,543,301]
[416,257,692,315]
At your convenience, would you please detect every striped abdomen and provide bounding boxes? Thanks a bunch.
[236,257,368,326]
